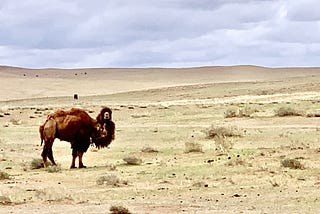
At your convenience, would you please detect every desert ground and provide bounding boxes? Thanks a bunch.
[0,65,320,213]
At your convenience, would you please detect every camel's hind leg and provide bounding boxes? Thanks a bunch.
[41,145,48,164]
[47,143,56,165]
[40,118,57,167]
[41,143,50,167]
[41,140,56,166]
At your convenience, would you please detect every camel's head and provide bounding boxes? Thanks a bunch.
[91,109,115,149]
[96,107,112,125]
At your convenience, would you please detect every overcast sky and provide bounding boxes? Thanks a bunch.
[0,0,319,68]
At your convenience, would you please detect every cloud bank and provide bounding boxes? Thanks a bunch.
[0,0,319,68]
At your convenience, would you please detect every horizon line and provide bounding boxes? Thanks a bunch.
[1,64,320,70]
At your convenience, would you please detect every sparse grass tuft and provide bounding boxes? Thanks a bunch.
[238,106,258,117]
[192,181,209,188]
[306,112,320,117]
[131,113,151,118]
[205,125,242,153]
[281,158,305,169]
[141,146,159,153]
[30,158,44,169]
[225,157,251,167]
[206,125,242,138]
[0,171,10,180]
[110,205,131,214]
[0,196,12,205]
[9,118,22,125]
[97,174,119,186]
[45,165,62,173]
[225,106,258,118]
[123,156,142,165]
[96,174,128,187]
[276,107,303,117]
[214,135,234,153]
[185,142,203,153]
[106,164,117,171]
[224,108,238,118]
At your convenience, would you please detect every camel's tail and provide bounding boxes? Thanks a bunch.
[39,125,44,146]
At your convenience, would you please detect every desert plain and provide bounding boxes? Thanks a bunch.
[0,65,320,213]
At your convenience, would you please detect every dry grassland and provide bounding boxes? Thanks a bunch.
[0,65,320,213]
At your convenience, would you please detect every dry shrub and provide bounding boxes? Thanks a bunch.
[97,174,119,185]
[206,125,241,153]
[225,106,257,118]
[224,108,238,118]
[213,135,234,153]
[306,112,320,117]
[0,171,9,180]
[0,196,12,205]
[131,113,150,118]
[110,205,131,214]
[225,158,251,167]
[185,142,203,153]
[9,118,22,125]
[45,165,62,173]
[281,158,305,169]
[141,146,159,153]
[96,174,127,187]
[30,158,44,169]
[269,178,280,187]
[225,159,245,166]
[192,181,209,188]
[276,107,303,117]
[123,156,142,165]
[206,125,242,138]
[106,164,117,171]
[238,106,258,117]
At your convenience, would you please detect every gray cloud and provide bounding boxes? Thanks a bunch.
[286,0,320,22]
[0,0,319,68]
